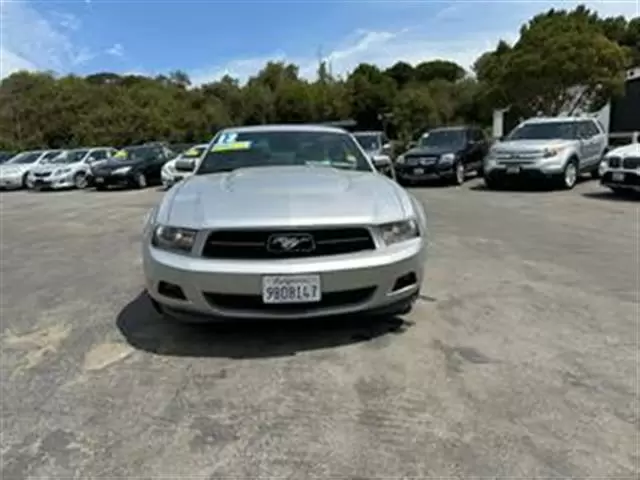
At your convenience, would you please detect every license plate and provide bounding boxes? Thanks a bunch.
[413,168,424,175]
[506,166,521,174]
[262,275,321,304]
[95,177,104,183]
[612,172,625,182]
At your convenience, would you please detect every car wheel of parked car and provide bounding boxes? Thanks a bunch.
[22,172,33,189]
[484,176,501,190]
[74,172,89,189]
[561,159,578,190]
[135,173,147,189]
[452,161,465,185]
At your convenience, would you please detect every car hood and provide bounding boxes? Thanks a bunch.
[607,143,640,158]
[32,161,82,173]
[492,139,576,154]
[159,166,410,229]
[404,146,460,157]
[0,163,31,175]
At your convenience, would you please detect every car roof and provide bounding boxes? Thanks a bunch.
[353,131,383,135]
[430,126,471,132]
[523,116,593,124]
[217,124,348,135]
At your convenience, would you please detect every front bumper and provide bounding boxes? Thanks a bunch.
[0,175,24,189]
[143,238,425,321]
[485,160,564,183]
[161,172,186,189]
[92,172,134,187]
[395,162,454,181]
[31,175,75,190]
[601,170,640,192]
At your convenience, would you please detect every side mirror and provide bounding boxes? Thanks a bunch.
[175,158,195,172]
[372,154,392,170]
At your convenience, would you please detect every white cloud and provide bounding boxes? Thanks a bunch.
[0,1,92,79]
[188,0,638,86]
[50,11,81,31]
[106,43,125,58]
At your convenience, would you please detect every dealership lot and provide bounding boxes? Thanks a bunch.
[1,179,637,477]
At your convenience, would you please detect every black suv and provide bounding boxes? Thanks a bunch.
[395,126,490,186]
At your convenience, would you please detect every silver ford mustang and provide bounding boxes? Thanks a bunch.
[142,125,428,321]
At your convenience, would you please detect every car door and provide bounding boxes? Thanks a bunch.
[471,128,488,169]
[578,121,600,169]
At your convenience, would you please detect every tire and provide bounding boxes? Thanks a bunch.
[22,172,33,190]
[593,158,607,179]
[484,176,501,190]
[73,172,89,189]
[451,161,465,186]
[134,172,147,189]
[560,158,579,190]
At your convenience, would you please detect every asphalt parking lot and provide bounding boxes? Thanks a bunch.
[1,178,637,478]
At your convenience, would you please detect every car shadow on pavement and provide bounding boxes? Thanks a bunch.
[582,190,639,201]
[116,291,414,359]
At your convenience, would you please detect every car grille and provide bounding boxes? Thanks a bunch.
[34,172,51,178]
[608,156,621,168]
[622,156,640,169]
[405,156,438,166]
[201,228,376,259]
[203,286,376,313]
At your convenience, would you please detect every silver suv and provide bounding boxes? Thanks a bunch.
[484,117,608,189]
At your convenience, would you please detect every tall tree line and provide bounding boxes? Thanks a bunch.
[0,5,637,150]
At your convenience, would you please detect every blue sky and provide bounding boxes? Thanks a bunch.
[1,0,638,84]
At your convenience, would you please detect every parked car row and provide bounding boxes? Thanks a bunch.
[378,116,637,197]
[0,141,209,193]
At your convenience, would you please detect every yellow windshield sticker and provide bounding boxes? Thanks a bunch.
[113,150,128,158]
[183,148,202,157]
[211,141,252,152]
[346,154,357,163]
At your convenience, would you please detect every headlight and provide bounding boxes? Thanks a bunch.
[542,147,566,158]
[113,166,132,174]
[378,219,420,246]
[396,155,405,164]
[151,225,197,253]
[440,153,455,163]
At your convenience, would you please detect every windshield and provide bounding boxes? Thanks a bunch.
[419,130,466,148]
[114,146,159,161]
[6,151,42,165]
[353,134,381,151]
[51,149,89,164]
[179,146,206,159]
[197,130,373,175]
[507,122,578,140]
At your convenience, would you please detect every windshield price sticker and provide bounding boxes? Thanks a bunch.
[215,132,238,145]
[211,141,252,152]
[183,148,201,157]
[113,150,128,158]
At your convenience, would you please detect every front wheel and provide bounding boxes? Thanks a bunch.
[22,172,34,190]
[134,172,147,189]
[74,172,89,189]
[560,160,578,190]
[451,161,465,186]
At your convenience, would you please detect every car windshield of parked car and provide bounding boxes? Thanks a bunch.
[6,152,42,164]
[114,146,157,161]
[419,130,466,148]
[50,149,89,164]
[196,130,374,175]
[507,122,578,140]
[353,134,381,151]
[180,146,206,159]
